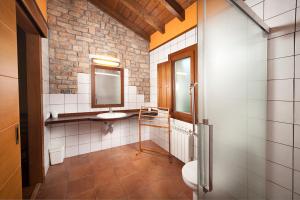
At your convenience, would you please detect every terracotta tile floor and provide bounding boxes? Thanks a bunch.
[37,140,192,200]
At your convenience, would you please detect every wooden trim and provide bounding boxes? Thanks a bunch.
[91,64,124,108]
[26,33,44,184]
[149,25,197,52]
[88,0,149,41]
[169,44,197,123]
[120,0,165,33]
[17,0,48,37]
[158,0,185,21]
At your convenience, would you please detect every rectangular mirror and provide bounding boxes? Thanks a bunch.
[91,65,124,108]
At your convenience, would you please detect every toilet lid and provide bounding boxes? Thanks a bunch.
[182,160,198,186]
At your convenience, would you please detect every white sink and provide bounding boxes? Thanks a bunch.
[96,112,127,119]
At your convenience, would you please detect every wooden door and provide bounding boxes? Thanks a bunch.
[0,0,22,198]
[157,61,172,110]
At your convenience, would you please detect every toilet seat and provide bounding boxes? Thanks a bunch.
[182,160,198,190]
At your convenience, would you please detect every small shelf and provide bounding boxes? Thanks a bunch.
[44,109,154,126]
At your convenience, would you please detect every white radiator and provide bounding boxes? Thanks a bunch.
[171,123,194,163]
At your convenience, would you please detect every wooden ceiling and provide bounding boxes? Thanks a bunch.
[88,0,197,41]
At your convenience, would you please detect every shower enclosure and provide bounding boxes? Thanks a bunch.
[197,0,268,199]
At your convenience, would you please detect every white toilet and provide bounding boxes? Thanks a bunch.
[182,160,198,200]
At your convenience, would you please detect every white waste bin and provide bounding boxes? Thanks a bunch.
[49,145,65,165]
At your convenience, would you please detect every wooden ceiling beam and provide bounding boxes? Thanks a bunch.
[158,0,185,21]
[120,0,165,33]
[88,0,150,41]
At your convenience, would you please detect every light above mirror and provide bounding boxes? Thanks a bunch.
[90,54,120,67]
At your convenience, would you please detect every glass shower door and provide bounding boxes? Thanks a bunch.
[197,0,268,199]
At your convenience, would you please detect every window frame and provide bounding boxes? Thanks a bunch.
[91,64,124,108]
[169,44,197,123]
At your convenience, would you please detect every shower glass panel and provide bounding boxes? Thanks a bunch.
[197,0,268,199]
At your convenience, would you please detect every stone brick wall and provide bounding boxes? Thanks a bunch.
[48,0,150,101]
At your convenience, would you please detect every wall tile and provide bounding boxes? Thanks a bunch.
[50,126,65,139]
[296,31,300,55]
[265,10,295,39]
[65,123,78,136]
[78,103,90,112]
[296,7,300,31]
[266,141,293,167]
[264,0,296,20]
[295,193,300,199]
[65,94,77,104]
[268,56,294,80]
[296,125,300,148]
[79,122,90,135]
[50,104,64,114]
[65,104,77,113]
[65,146,78,158]
[78,93,90,103]
[50,137,65,149]
[266,161,293,189]
[50,94,64,104]
[295,79,300,101]
[294,147,300,171]
[267,121,293,145]
[66,135,78,147]
[77,73,90,84]
[79,143,90,155]
[268,33,294,59]
[91,142,101,152]
[267,101,294,123]
[79,134,90,144]
[268,79,294,101]
[295,102,300,124]
[296,55,300,78]
[295,171,300,194]
[266,181,292,200]
[78,83,90,94]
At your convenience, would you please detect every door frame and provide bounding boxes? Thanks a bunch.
[16,0,47,187]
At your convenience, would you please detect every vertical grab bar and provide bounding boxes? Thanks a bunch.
[198,120,213,193]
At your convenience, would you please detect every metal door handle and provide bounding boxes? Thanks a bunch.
[15,124,19,144]
[198,119,213,193]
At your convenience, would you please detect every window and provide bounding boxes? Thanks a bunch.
[91,65,124,108]
[170,44,197,123]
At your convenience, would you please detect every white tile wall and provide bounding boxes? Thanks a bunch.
[266,141,293,167]
[268,33,294,59]
[267,101,294,123]
[267,161,293,190]
[265,10,295,39]
[268,56,294,80]
[267,121,293,145]
[268,79,294,101]
[264,0,296,20]
[48,71,150,158]
[49,119,149,158]
[249,1,299,198]
[266,181,293,200]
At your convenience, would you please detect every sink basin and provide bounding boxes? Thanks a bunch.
[96,112,127,119]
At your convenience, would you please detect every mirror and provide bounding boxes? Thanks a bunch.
[91,65,124,108]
